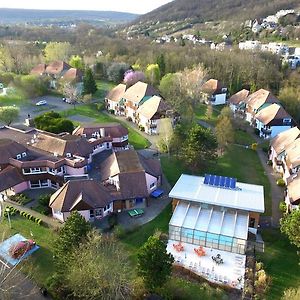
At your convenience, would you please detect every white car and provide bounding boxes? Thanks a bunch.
[36,100,47,106]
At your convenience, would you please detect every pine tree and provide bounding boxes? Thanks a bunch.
[156,53,166,77]
[83,67,97,95]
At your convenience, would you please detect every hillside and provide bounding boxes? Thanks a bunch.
[0,8,138,26]
[136,0,299,24]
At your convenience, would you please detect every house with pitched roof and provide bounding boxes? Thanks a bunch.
[245,89,279,124]
[228,89,250,113]
[73,123,129,151]
[201,79,227,105]
[285,175,300,210]
[136,95,171,135]
[49,179,114,222]
[282,138,300,183]
[100,150,161,211]
[254,103,293,138]
[105,84,127,115]
[121,81,160,122]
[269,127,300,173]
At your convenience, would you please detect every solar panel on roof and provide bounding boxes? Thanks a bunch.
[219,176,225,187]
[204,173,237,189]
[229,178,237,189]
[224,177,231,188]
[214,175,221,186]
[204,174,209,184]
[209,175,215,185]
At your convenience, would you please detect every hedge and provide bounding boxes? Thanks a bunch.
[4,206,43,226]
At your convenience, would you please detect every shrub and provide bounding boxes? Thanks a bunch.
[279,201,287,213]
[108,212,118,229]
[139,125,145,132]
[126,117,132,122]
[262,146,269,153]
[108,109,115,114]
[251,143,258,151]
[267,160,272,166]
[113,224,126,239]
[38,194,51,206]
[276,178,285,187]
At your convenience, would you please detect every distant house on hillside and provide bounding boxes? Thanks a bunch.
[245,89,279,124]
[201,79,227,105]
[228,89,250,113]
[254,103,293,139]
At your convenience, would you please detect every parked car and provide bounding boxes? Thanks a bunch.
[36,100,47,106]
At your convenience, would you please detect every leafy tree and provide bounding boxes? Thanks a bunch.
[63,82,81,109]
[279,86,300,123]
[179,124,217,170]
[215,116,234,153]
[205,104,213,120]
[64,230,132,300]
[0,106,19,125]
[137,235,174,291]
[107,62,130,83]
[69,55,84,70]
[34,111,74,134]
[44,42,72,62]
[123,70,145,87]
[55,211,91,268]
[83,67,97,95]
[280,209,300,248]
[156,53,166,77]
[282,286,300,300]
[145,64,160,86]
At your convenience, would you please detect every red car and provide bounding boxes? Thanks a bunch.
[9,240,36,259]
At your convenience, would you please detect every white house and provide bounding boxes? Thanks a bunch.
[254,103,293,139]
[228,89,250,113]
[105,84,127,115]
[201,79,227,105]
[285,175,300,210]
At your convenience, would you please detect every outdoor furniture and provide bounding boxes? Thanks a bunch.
[172,242,184,252]
[194,246,206,256]
[212,254,224,265]
[128,208,144,218]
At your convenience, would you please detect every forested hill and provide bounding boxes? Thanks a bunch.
[0,9,138,25]
[136,0,299,24]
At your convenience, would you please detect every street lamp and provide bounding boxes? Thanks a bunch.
[6,208,11,228]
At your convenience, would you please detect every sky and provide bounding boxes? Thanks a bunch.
[0,0,173,14]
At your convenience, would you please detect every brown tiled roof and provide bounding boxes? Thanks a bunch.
[137,96,170,119]
[73,123,128,139]
[122,81,159,104]
[45,61,71,75]
[270,127,300,155]
[255,104,291,125]
[0,139,27,165]
[118,172,148,199]
[228,89,250,105]
[287,175,300,204]
[30,63,47,76]
[201,79,225,94]
[285,138,300,169]
[106,84,127,102]
[0,166,24,192]
[138,153,161,178]
[62,68,83,81]
[32,132,93,158]
[246,89,279,112]
[0,126,36,146]
[49,180,114,212]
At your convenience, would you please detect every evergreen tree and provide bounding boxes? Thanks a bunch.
[137,235,174,291]
[156,53,166,77]
[83,67,97,95]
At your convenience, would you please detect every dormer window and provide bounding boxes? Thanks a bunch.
[66,153,72,158]
[16,154,22,159]
[22,152,27,157]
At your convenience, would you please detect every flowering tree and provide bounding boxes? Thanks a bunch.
[124,70,145,87]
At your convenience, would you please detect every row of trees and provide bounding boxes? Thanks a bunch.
[48,212,174,299]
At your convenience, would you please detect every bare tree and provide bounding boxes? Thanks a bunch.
[63,82,81,109]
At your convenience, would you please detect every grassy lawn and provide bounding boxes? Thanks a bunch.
[0,93,29,107]
[234,129,256,145]
[194,103,221,125]
[94,80,116,100]
[257,229,300,300]
[0,216,56,286]
[64,104,150,149]
[161,145,272,216]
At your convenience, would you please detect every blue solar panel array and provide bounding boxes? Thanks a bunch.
[203,174,237,189]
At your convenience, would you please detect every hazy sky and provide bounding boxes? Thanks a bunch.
[0,0,173,14]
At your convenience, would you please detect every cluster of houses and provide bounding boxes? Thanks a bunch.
[30,60,83,89]
[228,88,300,210]
[0,123,162,222]
[105,81,175,135]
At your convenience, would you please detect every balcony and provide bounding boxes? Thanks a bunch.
[261,127,272,135]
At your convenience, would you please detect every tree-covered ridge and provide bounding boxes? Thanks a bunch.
[136,0,300,24]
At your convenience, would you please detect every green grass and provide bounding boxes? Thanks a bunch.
[234,129,256,145]
[64,104,150,149]
[0,93,29,107]
[0,215,56,286]
[194,104,221,125]
[161,145,272,216]
[94,80,116,100]
[257,229,300,300]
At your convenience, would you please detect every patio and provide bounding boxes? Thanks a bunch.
[167,239,246,290]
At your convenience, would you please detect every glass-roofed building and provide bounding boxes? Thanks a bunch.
[168,174,265,255]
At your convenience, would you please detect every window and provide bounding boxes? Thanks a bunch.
[283,118,291,125]
[90,210,94,218]
[22,152,27,157]
[23,168,31,174]
[104,204,110,211]
[49,168,55,174]
[66,153,72,158]
[95,209,103,217]
[41,179,49,187]
[249,217,256,228]
[150,182,156,189]
[16,154,22,159]
[106,143,110,149]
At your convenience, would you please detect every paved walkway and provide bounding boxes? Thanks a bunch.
[4,199,62,229]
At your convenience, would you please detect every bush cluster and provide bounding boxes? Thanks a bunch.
[10,193,31,205]
[4,206,43,226]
